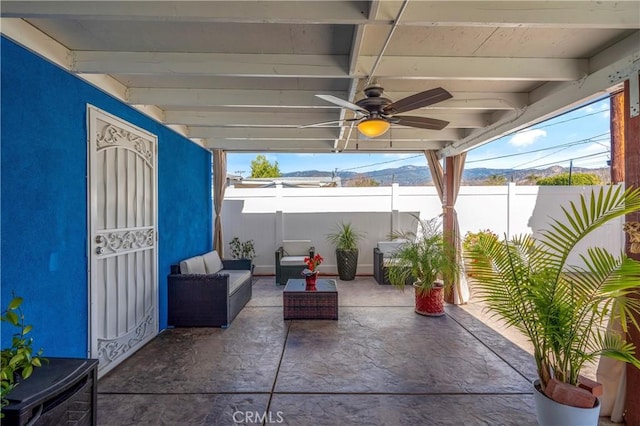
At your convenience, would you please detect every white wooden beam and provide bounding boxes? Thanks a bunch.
[72,50,586,81]
[165,111,341,127]
[205,139,337,151]
[0,1,373,24]
[377,1,640,29]
[341,139,448,152]
[166,109,489,129]
[4,1,637,28]
[190,126,462,141]
[189,127,342,140]
[387,92,528,110]
[72,51,350,78]
[127,88,345,108]
[129,88,526,110]
[356,56,587,81]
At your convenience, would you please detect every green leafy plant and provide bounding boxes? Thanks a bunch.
[462,229,499,279]
[228,237,256,260]
[467,186,640,391]
[1,295,46,416]
[462,229,499,253]
[386,215,459,295]
[326,222,364,251]
[536,172,601,186]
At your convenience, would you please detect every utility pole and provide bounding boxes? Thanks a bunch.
[568,160,573,185]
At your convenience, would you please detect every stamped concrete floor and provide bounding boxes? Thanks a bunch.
[97,276,542,425]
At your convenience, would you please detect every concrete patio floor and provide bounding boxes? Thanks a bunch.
[96,276,582,425]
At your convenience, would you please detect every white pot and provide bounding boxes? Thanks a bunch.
[533,380,601,426]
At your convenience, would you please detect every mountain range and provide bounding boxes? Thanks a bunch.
[282,165,610,186]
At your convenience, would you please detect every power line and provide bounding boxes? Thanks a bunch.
[529,109,606,131]
[466,133,609,164]
[512,151,609,171]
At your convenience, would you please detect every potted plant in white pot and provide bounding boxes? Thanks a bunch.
[327,222,364,281]
[466,186,640,426]
[386,215,458,316]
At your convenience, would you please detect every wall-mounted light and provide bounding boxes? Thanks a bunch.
[357,118,390,138]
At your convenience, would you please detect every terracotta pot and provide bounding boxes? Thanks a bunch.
[533,380,600,426]
[413,282,445,316]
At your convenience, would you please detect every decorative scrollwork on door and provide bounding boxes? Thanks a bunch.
[96,123,153,164]
[95,228,155,255]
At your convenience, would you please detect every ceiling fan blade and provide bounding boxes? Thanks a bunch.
[299,118,359,128]
[383,87,452,115]
[316,94,368,113]
[393,115,450,130]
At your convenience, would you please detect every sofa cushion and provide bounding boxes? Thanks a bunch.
[225,270,252,295]
[180,256,206,274]
[383,257,410,267]
[203,250,224,274]
[377,240,408,255]
[282,240,311,256]
[280,255,308,266]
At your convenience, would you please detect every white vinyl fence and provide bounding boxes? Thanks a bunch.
[221,183,625,276]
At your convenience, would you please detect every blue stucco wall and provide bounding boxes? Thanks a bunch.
[1,37,212,357]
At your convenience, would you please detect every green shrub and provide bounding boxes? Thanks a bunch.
[536,172,601,186]
[462,229,499,252]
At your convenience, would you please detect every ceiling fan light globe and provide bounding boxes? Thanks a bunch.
[357,118,390,138]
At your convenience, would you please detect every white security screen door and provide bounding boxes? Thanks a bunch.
[87,106,158,378]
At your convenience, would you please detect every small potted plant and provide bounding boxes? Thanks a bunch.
[228,237,256,271]
[386,215,458,316]
[467,186,640,426]
[228,237,255,260]
[1,295,46,417]
[326,222,365,281]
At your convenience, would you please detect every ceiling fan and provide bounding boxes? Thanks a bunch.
[308,84,453,138]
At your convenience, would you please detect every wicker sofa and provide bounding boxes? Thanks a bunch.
[168,250,252,328]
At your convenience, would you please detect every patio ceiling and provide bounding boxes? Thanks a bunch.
[2,1,639,157]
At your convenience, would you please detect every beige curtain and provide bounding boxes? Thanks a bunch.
[596,317,626,422]
[213,149,227,256]
[424,150,469,304]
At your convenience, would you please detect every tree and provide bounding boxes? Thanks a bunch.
[250,155,281,178]
[347,174,380,187]
[484,174,507,185]
[524,174,540,185]
[536,172,601,186]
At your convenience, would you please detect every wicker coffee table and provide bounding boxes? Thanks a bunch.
[283,279,338,320]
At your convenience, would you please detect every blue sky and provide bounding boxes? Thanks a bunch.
[227,97,611,176]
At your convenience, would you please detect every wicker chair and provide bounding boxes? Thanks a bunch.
[275,240,314,286]
[373,240,409,285]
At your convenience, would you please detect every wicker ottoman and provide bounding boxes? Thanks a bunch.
[283,279,338,320]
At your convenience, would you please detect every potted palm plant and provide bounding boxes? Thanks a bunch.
[326,222,364,281]
[467,186,640,426]
[386,215,458,316]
